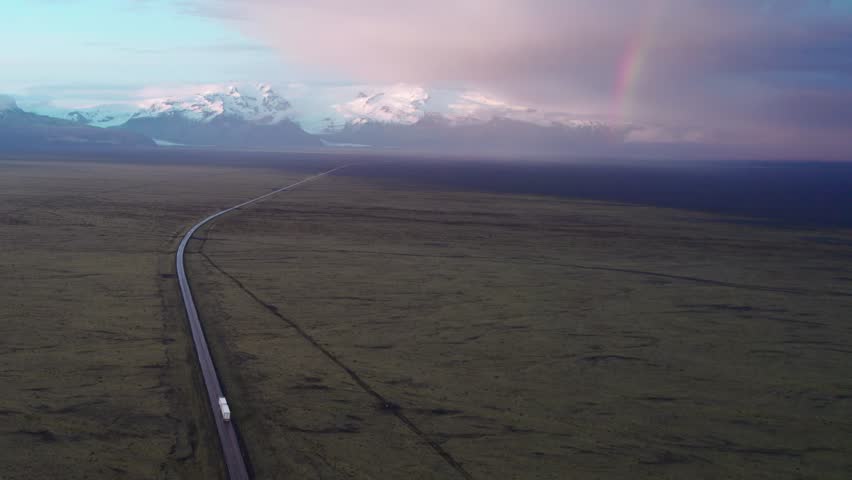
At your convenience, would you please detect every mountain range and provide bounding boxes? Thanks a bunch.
[322,113,619,154]
[0,96,154,151]
[2,85,627,154]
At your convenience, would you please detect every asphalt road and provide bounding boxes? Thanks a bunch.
[176,167,346,480]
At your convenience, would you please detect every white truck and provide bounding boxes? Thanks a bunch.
[218,397,231,422]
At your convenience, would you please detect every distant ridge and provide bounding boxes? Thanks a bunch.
[0,96,155,151]
[5,85,628,154]
[116,85,322,149]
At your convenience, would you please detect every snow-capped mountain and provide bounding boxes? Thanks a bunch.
[0,95,17,112]
[0,96,155,151]
[323,114,621,155]
[65,105,137,128]
[334,85,430,127]
[118,84,320,149]
[330,86,606,131]
[131,84,293,125]
[5,84,624,154]
[320,87,621,153]
[446,92,608,129]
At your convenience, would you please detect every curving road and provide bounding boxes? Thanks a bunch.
[175,166,347,480]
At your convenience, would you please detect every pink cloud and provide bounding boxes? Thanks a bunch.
[188,0,852,157]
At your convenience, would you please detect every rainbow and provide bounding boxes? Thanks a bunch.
[612,1,665,123]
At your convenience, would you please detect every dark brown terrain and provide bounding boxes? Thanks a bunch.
[189,172,852,479]
[1,154,851,479]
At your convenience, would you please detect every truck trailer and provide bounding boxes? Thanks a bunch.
[218,397,231,422]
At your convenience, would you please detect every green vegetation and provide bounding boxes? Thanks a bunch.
[190,173,852,479]
[2,156,851,479]
[0,157,325,479]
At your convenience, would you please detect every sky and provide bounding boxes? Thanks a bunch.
[2,0,852,159]
[1,1,297,100]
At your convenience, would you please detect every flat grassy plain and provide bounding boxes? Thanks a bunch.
[2,154,851,479]
[189,171,852,479]
[0,156,336,479]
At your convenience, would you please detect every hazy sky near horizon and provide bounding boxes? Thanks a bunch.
[3,0,852,158]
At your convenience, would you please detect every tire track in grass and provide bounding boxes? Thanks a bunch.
[197,248,474,480]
